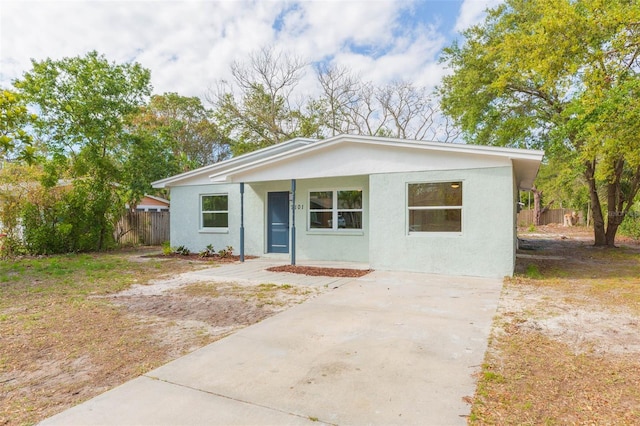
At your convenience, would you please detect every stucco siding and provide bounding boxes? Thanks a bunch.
[169,183,242,253]
[369,166,515,278]
[293,176,369,263]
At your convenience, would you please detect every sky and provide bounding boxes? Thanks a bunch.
[0,0,502,102]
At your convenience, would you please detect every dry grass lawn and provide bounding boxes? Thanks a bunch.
[0,249,320,426]
[469,225,640,425]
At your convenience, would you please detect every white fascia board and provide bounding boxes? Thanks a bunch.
[151,137,317,188]
[209,134,545,183]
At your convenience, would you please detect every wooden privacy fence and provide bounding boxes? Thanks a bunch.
[115,211,170,246]
[517,208,584,226]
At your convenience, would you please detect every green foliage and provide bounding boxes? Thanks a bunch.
[218,245,234,258]
[174,245,190,256]
[20,181,118,255]
[524,264,542,279]
[127,93,230,202]
[619,210,640,240]
[161,241,172,255]
[199,244,215,258]
[215,84,302,156]
[0,90,37,163]
[0,164,44,256]
[13,51,152,252]
[439,0,640,245]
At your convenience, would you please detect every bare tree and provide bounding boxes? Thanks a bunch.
[210,46,461,156]
[315,64,360,136]
[207,46,310,154]
[314,65,459,141]
[378,81,435,139]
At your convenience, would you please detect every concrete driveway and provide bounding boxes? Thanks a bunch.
[40,270,502,426]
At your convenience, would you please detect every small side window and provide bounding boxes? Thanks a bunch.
[201,194,228,229]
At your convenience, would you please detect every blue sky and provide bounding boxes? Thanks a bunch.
[0,0,501,100]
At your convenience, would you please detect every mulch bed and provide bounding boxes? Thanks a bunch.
[266,265,372,278]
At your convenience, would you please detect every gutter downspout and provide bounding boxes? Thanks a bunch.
[291,179,296,266]
[240,182,245,262]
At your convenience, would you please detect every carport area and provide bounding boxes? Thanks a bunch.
[40,269,502,426]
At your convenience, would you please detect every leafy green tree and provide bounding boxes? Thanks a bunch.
[0,90,37,164]
[439,0,640,246]
[130,93,229,172]
[14,51,152,251]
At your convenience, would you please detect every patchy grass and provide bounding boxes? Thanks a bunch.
[469,227,640,424]
[178,281,317,308]
[0,250,320,426]
[0,251,203,426]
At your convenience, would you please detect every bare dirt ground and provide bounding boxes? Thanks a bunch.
[470,225,640,424]
[105,267,326,359]
[0,253,331,426]
[511,225,640,355]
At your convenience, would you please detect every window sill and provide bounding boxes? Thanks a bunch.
[199,228,229,234]
[306,229,365,236]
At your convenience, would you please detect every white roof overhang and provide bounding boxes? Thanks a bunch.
[208,135,543,190]
[151,138,317,188]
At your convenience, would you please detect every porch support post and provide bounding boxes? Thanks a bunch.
[290,179,296,266]
[240,182,245,262]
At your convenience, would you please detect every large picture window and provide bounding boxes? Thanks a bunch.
[201,194,228,229]
[408,182,462,233]
[309,189,362,230]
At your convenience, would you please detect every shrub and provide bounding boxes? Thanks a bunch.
[618,210,640,240]
[199,244,215,258]
[218,245,234,258]
[174,245,190,256]
[161,241,172,255]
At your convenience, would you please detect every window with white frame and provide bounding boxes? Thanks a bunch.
[309,189,362,230]
[201,194,228,229]
[408,182,462,233]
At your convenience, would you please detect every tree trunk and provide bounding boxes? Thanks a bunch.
[584,160,607,246]
[532,187,542,226]
[605,221,620,246]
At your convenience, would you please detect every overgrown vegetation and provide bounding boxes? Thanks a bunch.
[440,0,640,246]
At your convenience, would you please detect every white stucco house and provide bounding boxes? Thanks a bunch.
[152,134,543,278]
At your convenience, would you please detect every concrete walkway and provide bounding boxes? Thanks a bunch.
[187,257,369,288]
[40,265,503,426]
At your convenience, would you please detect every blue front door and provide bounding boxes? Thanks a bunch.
[267,192,289,253]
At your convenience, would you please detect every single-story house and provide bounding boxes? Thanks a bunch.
[152,134,543,278]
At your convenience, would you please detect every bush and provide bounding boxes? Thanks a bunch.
[161,241,172,255]
[199,244,215,258]
[619,211,640,240]
[174,245,190,256]
[218,245,234,258]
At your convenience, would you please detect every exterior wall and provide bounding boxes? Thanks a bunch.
[293,176,369,263]
[169,176,369,263]
[169,183,242,253]
[368,166,515,278]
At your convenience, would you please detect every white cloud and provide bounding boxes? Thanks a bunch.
[454,0,503,33]
[0,0,474,102]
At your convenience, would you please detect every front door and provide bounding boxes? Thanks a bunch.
[267,191,289,253]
